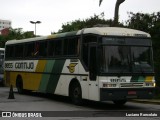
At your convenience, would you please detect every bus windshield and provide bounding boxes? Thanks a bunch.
[99,38,154,74]
[131,46,153,73]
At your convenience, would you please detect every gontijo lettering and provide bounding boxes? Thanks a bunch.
[15,62,34,69]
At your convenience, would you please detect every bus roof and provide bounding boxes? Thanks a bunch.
[79,27,151,37]
[6,27,150,45]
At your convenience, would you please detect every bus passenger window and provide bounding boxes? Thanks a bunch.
[55,40,62,56]
[48,40,55,57]
[39,41,47,57]
[68,37,78,55]
[24,42,35,57]
[34,42,39,56]
[15,44,24,58]
[6,45,15,59]
[64,37,79,56]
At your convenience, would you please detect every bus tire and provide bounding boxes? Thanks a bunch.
[113,100,127,106]
[70,81,83,105]
[16,76,24,94]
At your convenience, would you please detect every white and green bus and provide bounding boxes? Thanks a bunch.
[4,27,155,105]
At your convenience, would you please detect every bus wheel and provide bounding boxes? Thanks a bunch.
[113,100,127,106]
[16,77,24,94]
[70,82,83,105]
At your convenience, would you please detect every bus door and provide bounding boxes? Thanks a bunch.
[88,43,99,101]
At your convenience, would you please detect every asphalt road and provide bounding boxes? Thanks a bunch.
[0,87,160,120]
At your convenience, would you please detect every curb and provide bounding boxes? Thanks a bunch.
[131,99,160,105]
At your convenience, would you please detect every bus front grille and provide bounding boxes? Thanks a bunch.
[120,83,144,88]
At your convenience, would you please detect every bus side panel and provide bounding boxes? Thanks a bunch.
[78,62,89,100]
[22,73,43,91]
[38,59,65,94]
[38,60,55,93]
[54,59,89,99]
[54,59,79,96]
[54,75,78,96]
[59,60,89,100]
[5,71,17,87]
[22,60,46,90]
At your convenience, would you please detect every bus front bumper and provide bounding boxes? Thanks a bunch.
[100,88,155,101]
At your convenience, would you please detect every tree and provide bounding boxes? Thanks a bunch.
[99,0,125,26]
[0,28,34,47]
[58,13,123,33]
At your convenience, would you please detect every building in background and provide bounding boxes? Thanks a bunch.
[0,19,11,31]
[0,19,11,36]
[0,28,10,36]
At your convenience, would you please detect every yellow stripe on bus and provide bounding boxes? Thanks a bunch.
[36,60,47,72]
[24,60,47,91]
[47,34,57,39]
[145,76,153,82]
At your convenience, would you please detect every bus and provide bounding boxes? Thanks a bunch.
[4,27,155,105]
[0,48,4,86]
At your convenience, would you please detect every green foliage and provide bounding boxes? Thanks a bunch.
[0,28,34,47]
[126,12,160,32]
[58,13,124,33]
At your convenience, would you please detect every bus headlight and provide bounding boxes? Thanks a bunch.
[154,83,156,87]
[103,83,117,88]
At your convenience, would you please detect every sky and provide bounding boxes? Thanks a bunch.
[0,0,160,36]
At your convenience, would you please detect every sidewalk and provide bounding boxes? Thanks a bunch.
[131,99,160,105]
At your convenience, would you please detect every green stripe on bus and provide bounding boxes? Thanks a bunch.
[38,60,55,92]
[138,76,145,82]
[46,60,65,93]
[131,76,145,82]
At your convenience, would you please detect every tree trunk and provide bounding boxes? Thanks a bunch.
[114,0,125,26]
